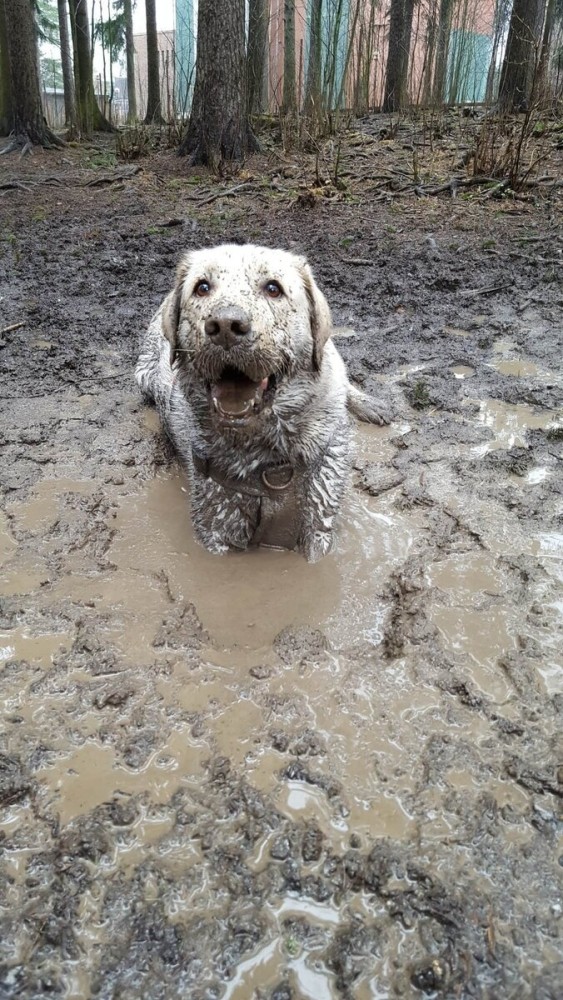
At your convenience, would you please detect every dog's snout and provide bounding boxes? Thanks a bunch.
[204,308,252,349]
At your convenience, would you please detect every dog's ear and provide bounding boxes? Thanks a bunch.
[162,253,192,366]
[298,259,333,371]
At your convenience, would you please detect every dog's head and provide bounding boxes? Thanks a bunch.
[162,244,333,428]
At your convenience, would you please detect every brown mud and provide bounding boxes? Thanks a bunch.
[0,125,562,998]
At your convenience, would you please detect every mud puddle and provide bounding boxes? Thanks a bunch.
[1,407,562,995]
[488,341,554,379]
[474,398,562,452]
[2,416,557,842]
[2,182,563,996]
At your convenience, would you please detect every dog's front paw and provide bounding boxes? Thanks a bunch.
[301,529,335,563]
[193,528,230,556]
[347,385,391,426]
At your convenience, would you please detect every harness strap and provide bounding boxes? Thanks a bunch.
[191,452,302,550]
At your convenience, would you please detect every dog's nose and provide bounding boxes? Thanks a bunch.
[204,308,252,349]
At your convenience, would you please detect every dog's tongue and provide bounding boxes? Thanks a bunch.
[211,375,269,417]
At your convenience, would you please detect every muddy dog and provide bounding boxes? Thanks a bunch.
[136,244,386,562]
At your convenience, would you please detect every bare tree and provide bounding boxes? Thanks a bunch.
[123,0,137,122]
[432,0,454,104]
[247,0,269,115]
[57,0,76,127]
[179,0,258,166]
[304,0,323,115]
[383,0,416,111]
[0,0,63,147]
[485,0,512,103]
[282,0,296,113]
[498,0,545,112]
[324,0,348,110]
[69,0,113,134]
[144,0,163,122]
[0,0,11,135]
[421,1,438,105]
[538,0,557,94]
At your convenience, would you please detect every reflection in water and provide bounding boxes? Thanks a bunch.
[474,399,562,453]
[452,365,475,379]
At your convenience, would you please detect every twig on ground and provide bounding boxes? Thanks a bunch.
[0,321,26,334]
[82,165,142,187]
[0,180,33,192]
[194,182,255,206]
[460,283,512,298]
[484,247,562,265]
[478,179,509,200]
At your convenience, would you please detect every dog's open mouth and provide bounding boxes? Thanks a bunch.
[209,366,276,424]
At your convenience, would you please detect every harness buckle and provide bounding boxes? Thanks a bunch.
[261,465,294,491]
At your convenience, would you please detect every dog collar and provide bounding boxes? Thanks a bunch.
[191,451,302,550]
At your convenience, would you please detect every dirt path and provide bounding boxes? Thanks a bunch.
[1,134,562,998]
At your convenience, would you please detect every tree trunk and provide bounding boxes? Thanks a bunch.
[144,0,163,122]
[0,0,12,135]
[282,0,296,114]
[99,0,107,117]
[383,0,416,112]
[485,0,510,104]
[179,0,258,167]
[498,0,544,112]
[432,0,453,104]
[1,0,63,146]
[57,0,76,127]
[247,0,268,115]
[304,0,323,116]
[106,0,114,123]
[421,5,437,106]
[123,0,137,121]
[69,0,113,134]
[537,0,557,96]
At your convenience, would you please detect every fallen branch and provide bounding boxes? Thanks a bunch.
[415,174,499,198]
[485,247,562,266]
[82,165,142,187]
[460,283,512,298]
[194,182,255,206]
[0,321,25,335]
[479,179,509,201]
[183,187,212,201]
[0,139,19,155]
[0,180,33,192]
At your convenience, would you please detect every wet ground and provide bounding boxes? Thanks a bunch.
[1,129,562,998]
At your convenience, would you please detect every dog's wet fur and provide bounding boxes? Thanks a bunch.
[136,244,386,561]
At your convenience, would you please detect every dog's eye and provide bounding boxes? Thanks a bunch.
[194,280,211,297]
[264,280,283,299]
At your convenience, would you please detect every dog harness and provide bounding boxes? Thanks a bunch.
[192,452,302,550]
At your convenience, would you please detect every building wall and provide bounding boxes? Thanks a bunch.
[266,0,498,111]
[168,0,500,119]
[133,30,176,120]
[175,0,196,115]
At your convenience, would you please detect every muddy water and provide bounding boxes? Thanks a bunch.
[474,398,561,452]
[1,427,422,834]
[2,415,556,834]
[2,398,562,995]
